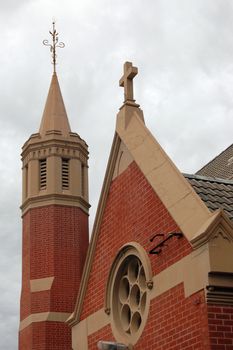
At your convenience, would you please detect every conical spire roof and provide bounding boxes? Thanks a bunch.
[39,73,71,136]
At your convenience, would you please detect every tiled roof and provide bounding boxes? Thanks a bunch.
[196,144,233,180]
[184,173,233,221]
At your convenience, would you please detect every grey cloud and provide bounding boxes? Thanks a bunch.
[1,1,233,349]
[0,0,32,13]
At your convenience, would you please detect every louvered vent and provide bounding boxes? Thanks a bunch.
[62,158,69,189]
[40,159,47,190]
[81,163,85,196]
[25,165,28,197]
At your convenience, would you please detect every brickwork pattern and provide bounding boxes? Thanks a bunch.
[78,161,212,350]
[208,305,233,349]
[19,205,88,349]
[88,284,210,350]
[137,284,210,350]
[19,321,72,350]
[81,161,192,320]
[88,324,113,350]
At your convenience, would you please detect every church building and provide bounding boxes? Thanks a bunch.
[19,26,233,350]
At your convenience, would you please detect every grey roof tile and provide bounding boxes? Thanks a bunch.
[196,144,233,179]
[184,174,233,221]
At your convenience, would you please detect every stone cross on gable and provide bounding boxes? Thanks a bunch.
[119,62,138,104]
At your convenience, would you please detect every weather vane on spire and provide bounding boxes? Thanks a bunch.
[43,21,65,73]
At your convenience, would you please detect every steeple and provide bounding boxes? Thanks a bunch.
[40,21,70,137]
[19,23,90,350]
[39,73,71,136]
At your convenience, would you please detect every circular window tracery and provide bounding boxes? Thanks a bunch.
[106,243,152,345]
[114,256,146,335]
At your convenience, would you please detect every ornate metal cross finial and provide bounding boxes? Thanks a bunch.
[43,21,65,73]
[119,62,138,104]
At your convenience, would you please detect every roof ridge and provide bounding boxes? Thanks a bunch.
[183,173,233,185]
[196,143,233,175]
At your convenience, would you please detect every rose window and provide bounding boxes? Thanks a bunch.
[112,255,148,339]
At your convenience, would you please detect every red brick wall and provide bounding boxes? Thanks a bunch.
[137,284,210,350]
[19,205,88,349]
[88,324,113,350]
[19,324,32,350]
[78,161,211,349]
[87,284,210,350]
[208,305,233,349]
[19,322,72,350]
[81,161,192,320]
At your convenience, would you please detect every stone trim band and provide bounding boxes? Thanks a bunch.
[19,312,71,331]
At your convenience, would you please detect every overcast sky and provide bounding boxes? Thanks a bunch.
[1,0,233,348]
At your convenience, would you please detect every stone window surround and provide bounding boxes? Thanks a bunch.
[105,242,153,346]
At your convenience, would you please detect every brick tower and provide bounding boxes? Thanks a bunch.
[19,70,89,349]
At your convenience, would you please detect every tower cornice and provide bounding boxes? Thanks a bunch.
[21,134,88,164]
[21,194,90,216]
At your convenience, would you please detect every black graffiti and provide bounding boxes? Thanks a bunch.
[149,232,183,255]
